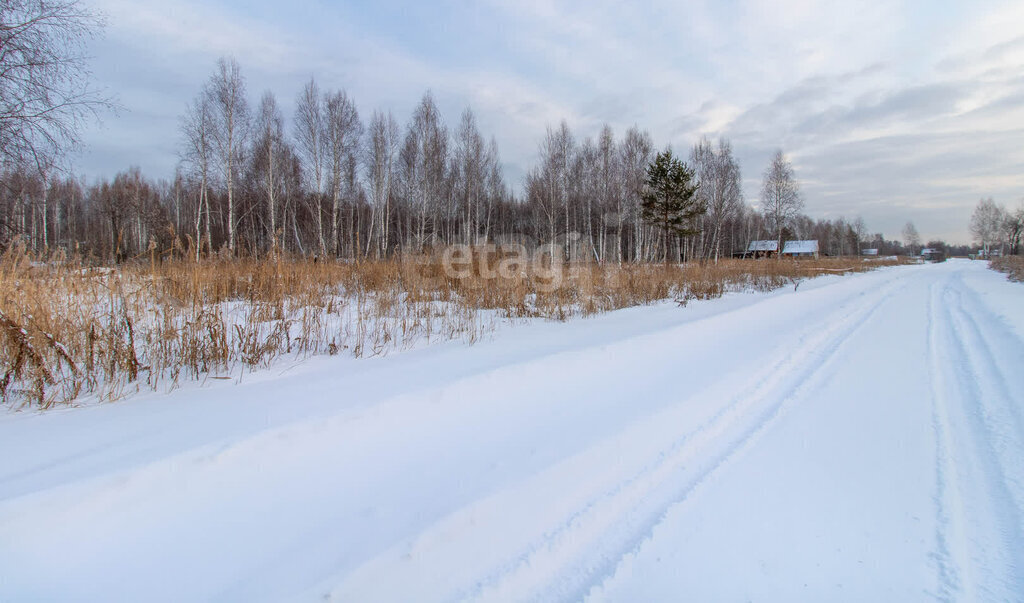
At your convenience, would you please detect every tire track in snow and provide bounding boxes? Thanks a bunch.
[476,275,908,603]
[929,274,1024,601]
[0,267,920,602]
[324,275,909,602]
[951,273,1024,440]
[927,277,967,602]
[946,280,1024,539]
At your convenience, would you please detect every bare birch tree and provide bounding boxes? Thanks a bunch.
[760,149,802,250]
[691,137,743,262]
[620,127,653,261]
[532,123,573,257]
[180,93,215,258]
[0,0,109,169]
[402,93,448,248]
[251,91,287,256]
[596,125,620,263]
[324,89,361,256]
[455,108,487,245]
[852,216,867,255]
[902,221,921,255]
[483,136,504,243]
[208,57,248,253]
[970,197,1003,256]
[364,110,399,257]
[294,78,328,256]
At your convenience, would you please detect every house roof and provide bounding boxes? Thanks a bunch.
[748,240,779,252]
[782,240,819,254]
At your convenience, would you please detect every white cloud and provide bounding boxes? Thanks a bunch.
[94,0,306,71]
[77,0,1024,242]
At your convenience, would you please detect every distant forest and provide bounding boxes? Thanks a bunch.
[1,56,962,263]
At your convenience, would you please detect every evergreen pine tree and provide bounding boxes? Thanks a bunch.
[641,150,704,266]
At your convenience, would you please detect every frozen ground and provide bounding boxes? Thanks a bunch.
[1,259,1022,602]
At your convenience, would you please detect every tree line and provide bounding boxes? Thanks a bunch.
[2,51,894,263]
[970,198,1023,256]
[4,2,1010,264]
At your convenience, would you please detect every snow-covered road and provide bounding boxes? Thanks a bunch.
[1,259,1022,602]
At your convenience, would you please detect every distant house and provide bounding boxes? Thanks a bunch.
[921,248,946,262]
[862,248,879,256]
[746,240,779,258]
[781,240,820,259]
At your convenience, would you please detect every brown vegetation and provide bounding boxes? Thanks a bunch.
[0,241,896,408]
[991,256,1024,282]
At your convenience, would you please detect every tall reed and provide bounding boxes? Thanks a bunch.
[0,241,898,408]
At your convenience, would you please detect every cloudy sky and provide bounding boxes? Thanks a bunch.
[78,0,1024,243]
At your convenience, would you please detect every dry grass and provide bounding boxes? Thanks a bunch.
[0,241,898,408]
[991,256,1024,282]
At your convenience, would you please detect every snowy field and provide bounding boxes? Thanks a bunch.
[1,259,1022,601]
